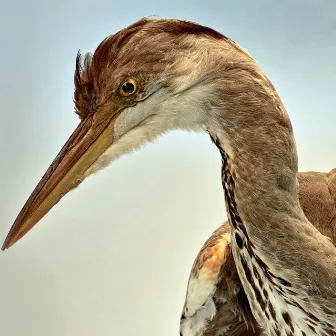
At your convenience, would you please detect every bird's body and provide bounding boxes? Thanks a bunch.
[181,169,336,336]
[2,18,335,335]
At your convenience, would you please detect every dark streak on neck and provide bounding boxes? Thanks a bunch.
[210,135,293,291]
[210,135,325,332]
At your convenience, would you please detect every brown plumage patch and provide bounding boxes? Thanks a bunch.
[200,240,230,275]
[297,168,336,246]
[190,226,231,281]
[324,328,334,336]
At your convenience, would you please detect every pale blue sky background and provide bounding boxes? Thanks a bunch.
[0,1,335,335]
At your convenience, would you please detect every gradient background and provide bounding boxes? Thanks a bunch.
[0,1,335,335]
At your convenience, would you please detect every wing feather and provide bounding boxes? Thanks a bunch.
[182,224,232,318]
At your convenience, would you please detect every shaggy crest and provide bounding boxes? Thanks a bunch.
[74,19,148,119]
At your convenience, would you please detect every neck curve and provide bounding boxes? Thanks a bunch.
[202,59,336,326]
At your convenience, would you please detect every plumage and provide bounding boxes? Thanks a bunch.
[2,18,335,335]
[181,169,336,336]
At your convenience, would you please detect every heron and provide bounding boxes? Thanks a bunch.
[2,18,336,336]
[181,169,336,336]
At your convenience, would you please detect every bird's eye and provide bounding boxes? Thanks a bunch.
[120,79,137,96]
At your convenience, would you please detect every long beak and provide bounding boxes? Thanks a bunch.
[2,104,120,250]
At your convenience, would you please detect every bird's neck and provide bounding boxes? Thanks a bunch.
[205,78,315,263]
[176,35,336,327]
[208,106,336,328]
[209,126,304,251]
[204,72,336,281]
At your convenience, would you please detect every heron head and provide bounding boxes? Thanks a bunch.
[2,17,233,249]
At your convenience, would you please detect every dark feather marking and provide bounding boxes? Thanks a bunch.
[235,232,244,249]
[254,286,261,304]
[323,307,335,315]
[252,265,258,278]
[308,319,318,326]
[269,302,276,320]
[326,323,335,330]
[307,313,320,322]
[246,243,254,257]
[285,288,296,296]
[263,288,269,300]
[276,276,292,287]
[282,312,294,332]
[307,323,316,333]
[254,254,269,272]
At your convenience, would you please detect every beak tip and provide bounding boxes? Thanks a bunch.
[1,232,18,251]
[2,115,113,252]
[1,237,11,251]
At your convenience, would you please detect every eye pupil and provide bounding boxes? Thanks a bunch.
[122,82,135,94]
[120,78,137,97]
